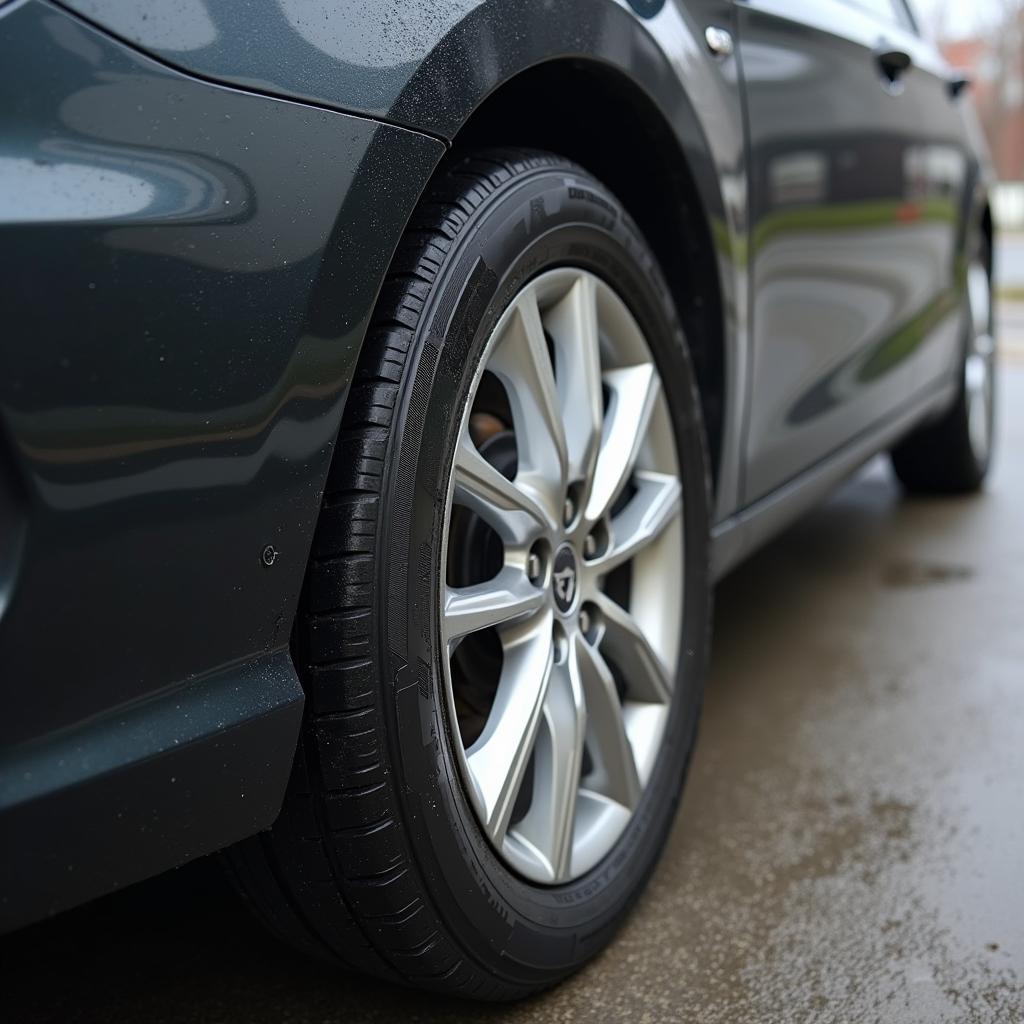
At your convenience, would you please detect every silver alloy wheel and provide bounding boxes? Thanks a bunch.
[440,268,684,885]
[965,259,995,464]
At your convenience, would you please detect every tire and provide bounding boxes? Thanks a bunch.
[226,148,712,1000]
[890,238,995,494]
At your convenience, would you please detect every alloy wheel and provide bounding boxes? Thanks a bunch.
[965,259,995,465]
[440,268,685,884]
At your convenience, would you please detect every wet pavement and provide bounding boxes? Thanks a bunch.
[3,368,1023,1023]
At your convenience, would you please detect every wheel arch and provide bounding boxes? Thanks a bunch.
[451,57,728,487]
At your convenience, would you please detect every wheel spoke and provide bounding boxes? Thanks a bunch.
[590,470,682,578]
[967,261,991,338]
[465,613,554,843]
[573,635,640,811]
[443,568,544,646]
[593,591,672,705]
[453,428,554,543]
[585,363,660,522]
[966,352,991,459]
[510,658,586,881]
[490,289,568,509]
[545,274,603,488]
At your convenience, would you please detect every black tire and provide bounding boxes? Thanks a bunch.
[227,148,712,1000]
[890,238,995,494]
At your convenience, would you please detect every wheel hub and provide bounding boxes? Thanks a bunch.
[551,544,579,615]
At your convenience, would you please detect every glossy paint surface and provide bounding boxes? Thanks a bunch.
[0,651,303,931]
[0,0,443,749]
[56,0,758,517]
[642,0,749,522]
[737,0,971,501]
[59,0,694,138]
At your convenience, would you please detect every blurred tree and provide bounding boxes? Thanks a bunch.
[987,0,1023,179]
[938,0,1024,180]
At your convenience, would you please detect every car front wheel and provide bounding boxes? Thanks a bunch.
[227,148,712,1000]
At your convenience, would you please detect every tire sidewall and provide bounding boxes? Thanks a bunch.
[378,162,710,981]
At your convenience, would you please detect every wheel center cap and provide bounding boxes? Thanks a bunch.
[552,543,579,615]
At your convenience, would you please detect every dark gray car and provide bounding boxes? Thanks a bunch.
[0,0,994,999]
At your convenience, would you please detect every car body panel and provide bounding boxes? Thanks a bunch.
[710,376,957,577]
[57,0,725,144]
[736,0,971,502]
[0,651,301,931]
[0,0,442,747]
[0,0,443,929]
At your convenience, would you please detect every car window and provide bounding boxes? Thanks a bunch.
[841,0,915,31]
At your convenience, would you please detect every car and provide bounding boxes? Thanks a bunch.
[0,0,994,1001]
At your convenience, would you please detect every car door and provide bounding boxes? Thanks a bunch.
[735,0,969,502]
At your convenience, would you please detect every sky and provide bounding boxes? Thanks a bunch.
[911,0,1006,38]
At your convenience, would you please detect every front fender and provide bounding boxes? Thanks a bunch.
[59,0,749,516]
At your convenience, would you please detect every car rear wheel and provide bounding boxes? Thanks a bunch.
[226,148,712,999]
[890,241,995,494]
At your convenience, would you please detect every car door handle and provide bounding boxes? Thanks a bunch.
[874,45,913,93]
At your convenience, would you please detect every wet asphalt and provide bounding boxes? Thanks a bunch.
[3,368,1023,1023]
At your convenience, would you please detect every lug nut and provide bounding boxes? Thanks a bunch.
[527,552,542,582]
[563,495,576,527]
[583,534,597,558]
[579,608,592,636]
